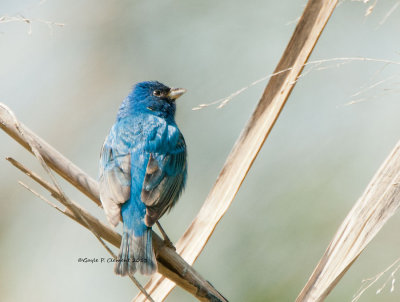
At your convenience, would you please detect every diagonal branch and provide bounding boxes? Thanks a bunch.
[11,155,157,300]
[19,180,67,215]
[296,140,400,302]
[135,0,338,300]
[0,104,227,302]
[7,157,121,247]
[0,103,100,206]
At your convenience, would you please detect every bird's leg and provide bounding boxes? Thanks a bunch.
[156,221,175,250]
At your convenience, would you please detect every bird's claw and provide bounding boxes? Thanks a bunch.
[164,238,176,250]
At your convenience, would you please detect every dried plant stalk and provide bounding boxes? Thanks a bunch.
[0,104,226,302]
[135,0,338,301]
[7,157,121,247]
[296,140,400,302]
[0,104,100,205]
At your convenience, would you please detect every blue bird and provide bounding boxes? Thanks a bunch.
[99,81,187,275]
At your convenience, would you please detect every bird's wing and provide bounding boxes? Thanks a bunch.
[141,127,187,226]
[99,126,131,227]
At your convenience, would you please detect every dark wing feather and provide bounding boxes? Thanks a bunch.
[141,134,187,226]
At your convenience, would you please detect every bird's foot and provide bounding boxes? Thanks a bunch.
[156,221,176,250]
[163,238,176,250]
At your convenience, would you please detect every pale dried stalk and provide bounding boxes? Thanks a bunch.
[135,0,338,300]
[0,104,226,302]
[7,157,121,247]
[0,103,100,205]
[9,146,153,301]
[296,140,400,302]
[19,180,66,214]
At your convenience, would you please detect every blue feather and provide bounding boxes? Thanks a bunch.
[99,81,187,275]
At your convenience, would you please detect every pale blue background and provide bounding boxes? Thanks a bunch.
[1,1,400,301]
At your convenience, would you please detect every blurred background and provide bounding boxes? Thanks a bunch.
[1,0,400,301]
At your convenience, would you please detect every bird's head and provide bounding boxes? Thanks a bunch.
[118,81,186,120]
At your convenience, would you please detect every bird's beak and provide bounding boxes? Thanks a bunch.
[168,88,186,100]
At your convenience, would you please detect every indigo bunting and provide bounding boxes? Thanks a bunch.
[99,81,187,275]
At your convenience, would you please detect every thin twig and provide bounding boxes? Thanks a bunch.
[377,1,400,27]
[0,14,64,34]
[344,74,400,105]
[352,257,400,302]
[364,0,377,16]
[18,180,65,213]
[193,57,400,111]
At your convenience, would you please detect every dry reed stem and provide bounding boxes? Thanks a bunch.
[135,0,338,301]
[296,140,400,302]
[7,157,121,247]
[0,104,226,302]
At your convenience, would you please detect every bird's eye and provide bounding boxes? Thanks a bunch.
[153,90,162,97]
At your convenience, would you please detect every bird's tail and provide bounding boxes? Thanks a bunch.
[114,227,157,276]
